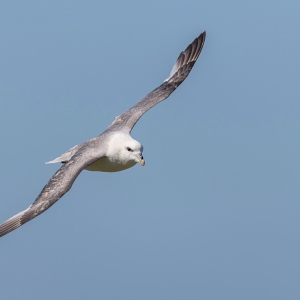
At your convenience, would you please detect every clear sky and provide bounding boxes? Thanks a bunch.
[1,1,300,299]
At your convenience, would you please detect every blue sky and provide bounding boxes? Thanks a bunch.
[1,1,300,299]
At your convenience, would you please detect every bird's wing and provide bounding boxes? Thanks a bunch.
[107,31,206,133]
[0,138,106,237]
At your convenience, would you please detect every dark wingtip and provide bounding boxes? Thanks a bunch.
[165,30,206,85]
[0,215,22,237]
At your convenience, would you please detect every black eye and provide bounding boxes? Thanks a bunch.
[126,147,133,152]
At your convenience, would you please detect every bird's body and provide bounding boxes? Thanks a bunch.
[0,31,206,237]
[82,132,144,172]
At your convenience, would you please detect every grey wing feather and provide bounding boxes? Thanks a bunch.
[0,138,106,237]
[108,31,206,133]
[45,143,84,164]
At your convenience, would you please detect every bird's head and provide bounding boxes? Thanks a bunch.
[123,140,145,166]
[108,132,145,167]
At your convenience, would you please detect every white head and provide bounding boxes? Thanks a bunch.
[107,132,145,167]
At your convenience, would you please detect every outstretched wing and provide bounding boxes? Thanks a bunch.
[0,138,106,237]
[108,31,206,133]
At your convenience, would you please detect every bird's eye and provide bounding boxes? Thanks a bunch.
[126,147,133,152]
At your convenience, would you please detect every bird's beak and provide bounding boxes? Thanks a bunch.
[137,154,145,166]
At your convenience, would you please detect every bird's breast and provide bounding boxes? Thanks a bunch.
[85,156,136,172]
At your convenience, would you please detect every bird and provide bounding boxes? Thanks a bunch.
[0,31,206,237]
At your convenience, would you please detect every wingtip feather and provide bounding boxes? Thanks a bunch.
[0,215,22,237]
[164,30,206,84]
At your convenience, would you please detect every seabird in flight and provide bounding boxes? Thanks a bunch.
[0,31,206,237]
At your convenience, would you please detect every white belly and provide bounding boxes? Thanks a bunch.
[85,156,137,172]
